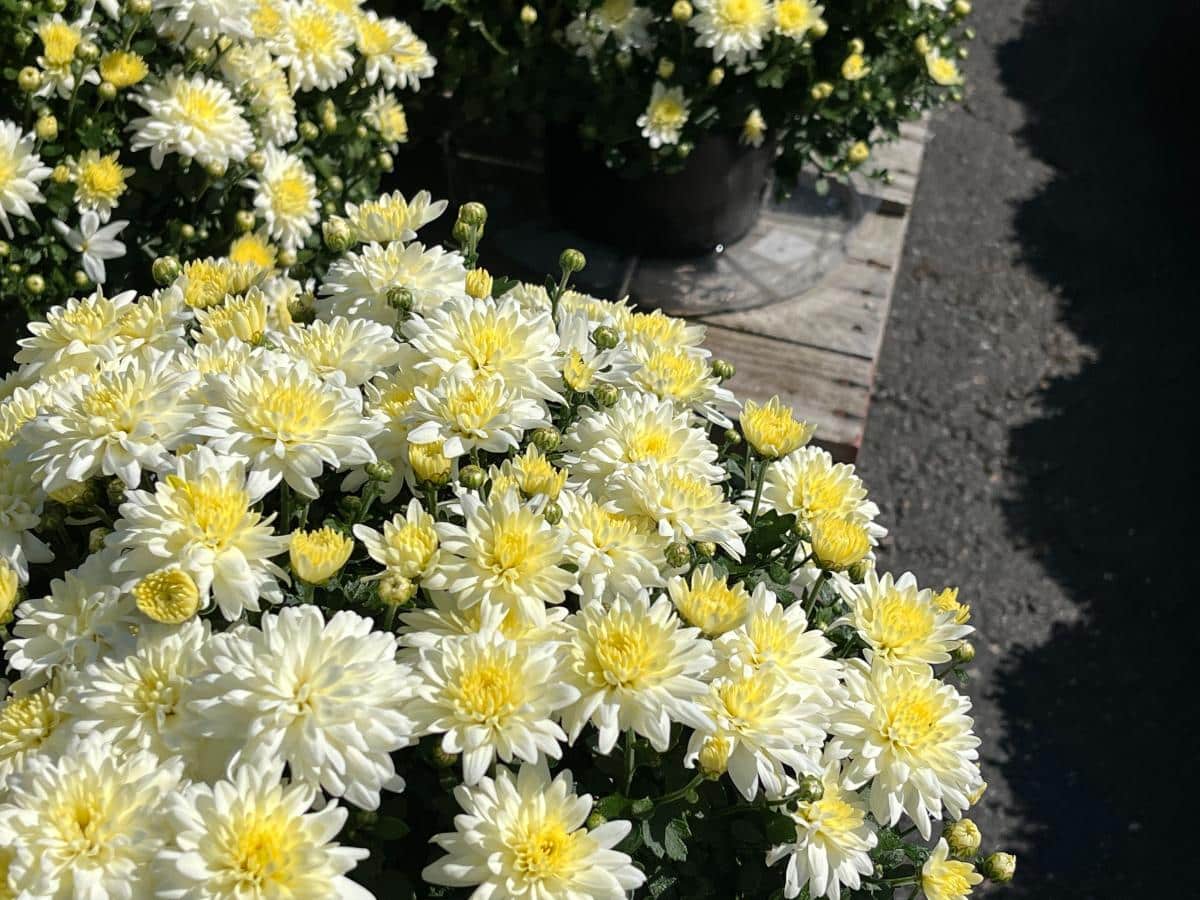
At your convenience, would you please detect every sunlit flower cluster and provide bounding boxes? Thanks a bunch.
[0,192,1009,899]
[0,0,436,313]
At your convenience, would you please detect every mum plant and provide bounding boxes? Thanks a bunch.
[0,0,435,317]
[425,0,973,179]
[0,195,1014,898]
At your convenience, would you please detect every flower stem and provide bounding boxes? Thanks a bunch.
[804,570,830,620]
[748,458,770,526]
[623,731,636,795]
[654,773,705,808]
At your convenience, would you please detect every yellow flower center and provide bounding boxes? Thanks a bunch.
[292,10,340,58]
[648,96,687,131]
[0,154,16,190]
[231,816,296,887]
[60,795,105,851]
[927,55,961,86]
[409,440,451,482]
[664,468,723,511]
[454,658,521,720]
[180,259,261,309]
[1,689,60,765]
[873,590,936,653]
[641,349,706,402]
[250,381,331,442]
[39,21,80,69]
[199,292,269,344]
[791,466,856,520]
[349,196,411,240]
[509,448,565,499]
[355,15,391,55]
[933,587,970,625]
[881,687,943,753]
[775,0,816,34]
[167,475,252,550]
[718,670,777,724]
[489,521,537,576]
[177,83,224,133]
[809,516,870,571]
[80,378,142,433]
[673,571,749,635]
[562,349,595,392]
[509,818,577,880]
[624,423,674,463]
[583,610,672,690]
[799,784,864,834]
[290,527,353,585]
[229,233,277,270]
[386,522,439,577]
[132,664,182,718]
[741,397,811,458]
[743,612,789,665]
[99,51,148,88]
[442,378,505,432]
[716,0,768,29]
[75,153,128,205]
[251,0,285,40]
[270,173,313,219]
[132,568,201,624]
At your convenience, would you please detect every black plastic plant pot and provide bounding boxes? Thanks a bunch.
[545,126,774,258]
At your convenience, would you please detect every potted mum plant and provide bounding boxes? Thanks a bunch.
[0,0,437,334]
[422,0,973,256]
[1,192,1014,898]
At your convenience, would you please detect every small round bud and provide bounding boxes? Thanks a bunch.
[128,0,153,15]
[585,811,607,829]
[657,57,675,79]
[0,241,9,257]
[697,734,731,779]
[810,18,828,39]
[458,201,488,228]
[189,44,213,66]
[106,478,127,507]
[847,558,871,584]
[152,256,181,285]
[323,217,353,253]
[277,248,297,267]
[386,286,414,313]
[530,427,561,454]
[178,223,196,240]
[321,110,338,135]
[559,248,586,274]
[287,292,316,324]
[247,150,267,171]
[591,326,619,350]
[326,175,344,194]
[711,359,735,380]
[672,1,693,23]
[76,39,101,63]
[848,141,870,165]
[72,269,89,287]
[944,819,982,858]
[615,50,632,70]
[723,428,741,445]
[695,541,717,560]
[299,121,320,141]
[97,80,118,101]
[953,0,972,15]
[914,35,932,55]
[953,640,976,664]
[664,542,691,568]
[35,115,58,142]
[354,124,369,139]
[24,274,45,295]
[338,495,363,517]
[543,501,563,526]
[235,209,256,233]
[939,34,953,48]
[88,526,111,554]
[431,745,457,768]
[965,27,977,41]
[18,66,42,93]
[47,0,67,10]
[203,159,226,179]
[458,465,486,491]
[365,460,395,483]
[13,32,32,51]
[465,267,494,299]
[957,47,970,60]
[708,67,725,86]
[376,151,394,172]
[593,383,619,407]
[451,220,473,246]
[982,852,1016,884]
[849,38,865,55]
[795,774,824,803]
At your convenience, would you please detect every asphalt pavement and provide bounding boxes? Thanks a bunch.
[857,0,1197,894]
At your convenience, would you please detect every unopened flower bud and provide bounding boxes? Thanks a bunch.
[35,115,58,142]
[953,0,972,16]
[459,465,486,490]
[365,460,395,483]
[189,44,213,66]
[585,811,607,829]
[133,568,201,624]
[235,210,256,233]
[290,527,353,586]
[326,175,344,194]
[247,150,267,171]
[96,80,117,101]
[615,50,632,69]
[695,541,716,560]
[287,292,316,324]
[152,256,181,285]
[698,734,731,778]
[672,1,693,23]
[24,274,45,295]
[848,141,870,165]
[657,57,675,79]
[76,39,101,63]
[795,774,824,803]
[18,66,41,92]
[708,66,725,86]
[723,428,741,445]
[128,0,152,15]
[354,124,368,139]
[379,572,418,607]
[944,819,982,858]
[204,159,227,179]
[593,383,619,408]
[323,217,352,252]
[106,478,127,507]
[559,248,586,274]
[451,220,472,246]
[664,542,691,568]
[321,109,338,134]
[810,18,828,39]
[543,501,563,525]
[530,427,560,453]
[0,241,10,257]
[338,495,363,518]
[386,285,414,313]
[178,223,196,240]
[277,248,297,267]
[458,201,488,228]
[982,852,1016,884]
[711,359,735,380]
[953,640,976,664]
[465,267,493,299]
[590,326,618,351]
[914,35,932,55]
[520,4,538,26]
[299,121,320,141]
[376,151,394,172]
[409,442,452,486]
[847,558,871,584]
[14,32,32,52]
[849,38,865,55]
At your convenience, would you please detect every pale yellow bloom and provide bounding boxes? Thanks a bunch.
[923,839,984,900]
[809,515,871,571]
[99,51,148,88]
[132,567,202,624]
[290,527,353,585]
[741,396,814,458]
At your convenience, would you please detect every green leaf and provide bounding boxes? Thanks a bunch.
[663,816,690,862]
[593,794,627,820]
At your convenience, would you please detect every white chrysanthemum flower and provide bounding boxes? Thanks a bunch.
[318,241,468,325]
[426,488,576,624]
[755,445,885,538]
[67,149,133,222]
[0,733,182,899]
[715,588,843,711]
[563,391,724,493]
[0,121,52,238]
[400,596,570,649]
[405,294,562,402]
[0,686,67,781]
[566,1,655,58]
[632,343,738,426]
[64,618,209,763]
[275,316,402,386]
[849,571,973,669]
[766,758,878,900]
[691,0,773,65]
[409,630,577,784]
[774,0,825,40]
[687,666,827,800]
[218,41,298,146]
[354,10,416,89]
[831,659,982,838]
[157,757,374,900]
[614,305,708,353]
[196,360,381,498]
[611,462,749,558]
[666,563,756,636]
[502,281,552,313]
[194,606,420,810]
[637,81,690,148]
[0,460,53,584]
[129,72,254,170]
[406,371,549,459]
[423,763,645,898]
[14,288,137,377]
[275,0,355,91]
[563,290,636,328]
[191,286,276,345]
[154,0,254,48]
[343,189,446,244]
[557,311,640,395]
[560,592,714,754]
[560,491,669,604]
[391,20,437,90]
[4,557,139,692]
[112,285,193,359]
[110,446,289,620]
[353,497,440,580]
[34,13,98,99]
[244,145,319,251]
[921,838,984,900]
[25,353,199,491]
[363,88,409,149]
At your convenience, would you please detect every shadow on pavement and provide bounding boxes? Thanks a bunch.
[996,0,1197,893]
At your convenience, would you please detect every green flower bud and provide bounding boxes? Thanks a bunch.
[88,526,111,554]
[35,115,58,142]
[365,461,395,483]
[559,248,586,274]
[203,159,226,179]
[235,210,256,233]
[708,66,725,86]
[72,270,89,287]
[953,640,976,664]
[376,151,394,172]
[106,478,127,507]
[711,359,735,380]
[76,39,101,63]
[723,428,741,445]
[152,256,181,285]
[386,286,414,313]
[953,0,972,16]
[323,217,353,253]
[795,774,824,803]
[530,427,561,453]
[354,124,368,139]
[591,325,619,350]
[178,223,196,240]
[810,19,828,39]
[338,495,363,517]
[451,220,472,245]
[982,852,1016,884]
[47,0,67,12]
[458,201,488,228]
[657,58,675,79]
[18,67,41,93]
[299,121,320,142]
[431,745,457,768]
[664,542,691,568]
[247,150,267,171]
[277,248,297,267]
[97,80,117,101]
[672,1,693,23]
[128,0,153,15]
[585,811,607,829]
[24,274,45,295]
[0,241,9,257]
[326,175,344,194]
[14,32,33,52]
[593,383,619,408]
[543,501,563,526]
[944,819,982,858]
[847,558,871,584]
[287,292,317,325]
[695,541,716,560]
[458,465,486,491]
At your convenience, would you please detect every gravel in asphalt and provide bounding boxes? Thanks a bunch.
[857,0,1197,894]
